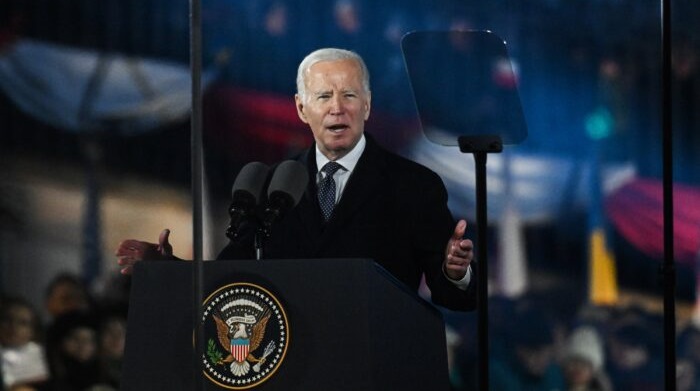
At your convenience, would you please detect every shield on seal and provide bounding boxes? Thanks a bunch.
[231,338,250,363]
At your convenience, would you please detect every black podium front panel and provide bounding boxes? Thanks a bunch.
[122,259,450,390]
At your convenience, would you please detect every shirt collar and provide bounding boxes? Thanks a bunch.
[315,134,366,174]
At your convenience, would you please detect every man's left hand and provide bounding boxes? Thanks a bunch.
[444,220,474,280]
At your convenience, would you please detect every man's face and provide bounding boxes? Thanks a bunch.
[295,59,370,160]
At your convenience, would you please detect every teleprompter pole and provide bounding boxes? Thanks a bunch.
[458,135,503,391]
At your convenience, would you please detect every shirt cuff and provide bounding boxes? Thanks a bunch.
[444,264,472,291]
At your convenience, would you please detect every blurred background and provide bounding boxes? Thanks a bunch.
[1,0,699,390]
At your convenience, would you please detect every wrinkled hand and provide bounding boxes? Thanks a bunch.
[444,220,473,281]
[115,229,173,275]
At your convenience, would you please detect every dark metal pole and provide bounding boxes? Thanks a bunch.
[474,151,489,390]
[458,135,502,391]
[660,0,676,389]
[190,0,204,389]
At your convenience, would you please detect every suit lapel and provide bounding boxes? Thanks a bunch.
[317,135,388,251]
[292,149,325,249]
[289,134,389,256]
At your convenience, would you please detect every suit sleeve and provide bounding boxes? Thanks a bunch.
[411,172,477,312]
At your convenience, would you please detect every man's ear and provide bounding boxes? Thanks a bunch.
[363,92,371,121]
[295,94,308,123]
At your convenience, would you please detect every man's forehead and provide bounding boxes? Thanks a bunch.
[309,58,360,70]
[306,60,361,79]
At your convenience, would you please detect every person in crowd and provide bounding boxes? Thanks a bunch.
[94,308,127,390]
[116,47,476,311]
[44,274,92,321]
[43,311,102,391]
[678,322,700,368]
[444,324,464,388]
[0,297,49,390]
[677,356,700,391]
[489,306,565,391]
[676,323,700,391]
[561,325,612,391]
[605,320,663,391]
[445,313,478,391]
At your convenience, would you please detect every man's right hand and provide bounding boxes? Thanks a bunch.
[115,229,174,275]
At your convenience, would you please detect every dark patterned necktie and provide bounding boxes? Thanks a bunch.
[317,161,343,221]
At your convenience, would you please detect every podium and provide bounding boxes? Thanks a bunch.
[121,259,451,390]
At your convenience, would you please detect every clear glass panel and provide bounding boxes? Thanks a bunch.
[401,30,527,145]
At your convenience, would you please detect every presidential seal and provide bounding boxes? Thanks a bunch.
[201,282,289,389]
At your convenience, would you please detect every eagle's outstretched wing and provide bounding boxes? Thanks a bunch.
[214,315,231,349]
[249,312,271,351]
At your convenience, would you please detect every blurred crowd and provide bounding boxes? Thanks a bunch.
[445,294,700,391]
[0,273,129,391]
[2,271,698,390]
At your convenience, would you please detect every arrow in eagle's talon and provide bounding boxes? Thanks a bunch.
[253,341,276,372]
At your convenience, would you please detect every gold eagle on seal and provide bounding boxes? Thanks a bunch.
[213,311,273,377]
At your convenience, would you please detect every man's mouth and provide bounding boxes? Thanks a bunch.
[326,124,349,133]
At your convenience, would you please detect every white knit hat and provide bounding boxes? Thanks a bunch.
[564,326,605,372]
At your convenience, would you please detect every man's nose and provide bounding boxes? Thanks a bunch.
[329,95,344,114]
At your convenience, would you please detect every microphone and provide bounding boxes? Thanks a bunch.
[262,160,309,227]
[225,162,270,239]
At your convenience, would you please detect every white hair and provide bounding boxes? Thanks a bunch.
[296,48,370,102]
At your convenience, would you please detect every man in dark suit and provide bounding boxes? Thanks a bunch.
[117,48,475,311]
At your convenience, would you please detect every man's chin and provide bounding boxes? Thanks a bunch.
[320,142,352,159]
[325,137,350,149]
[327,146,349,157]
[318,132,362,158]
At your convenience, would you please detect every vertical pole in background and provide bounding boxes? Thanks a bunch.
[77,59,111,288]
[660,0,676,389]
[459,135,503,391]
[474,150,489,390]
[190,0,204,389]
[81,137,103,287]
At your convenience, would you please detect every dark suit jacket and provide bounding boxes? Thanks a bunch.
[218,134,476,311]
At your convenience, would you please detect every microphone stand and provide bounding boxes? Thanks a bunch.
[255,192,294,260]
[254,227,270,260]
[458,134,502,391]
[254,208,280,261]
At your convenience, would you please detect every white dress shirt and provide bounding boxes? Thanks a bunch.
[314,134,366,203]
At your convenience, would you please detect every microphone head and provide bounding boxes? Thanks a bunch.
[267,160,309,207]
[232,162,270,206]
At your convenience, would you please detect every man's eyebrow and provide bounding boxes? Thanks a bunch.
[311,88,359,97]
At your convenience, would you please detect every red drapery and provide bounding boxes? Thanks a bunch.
[606,178,700,266]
